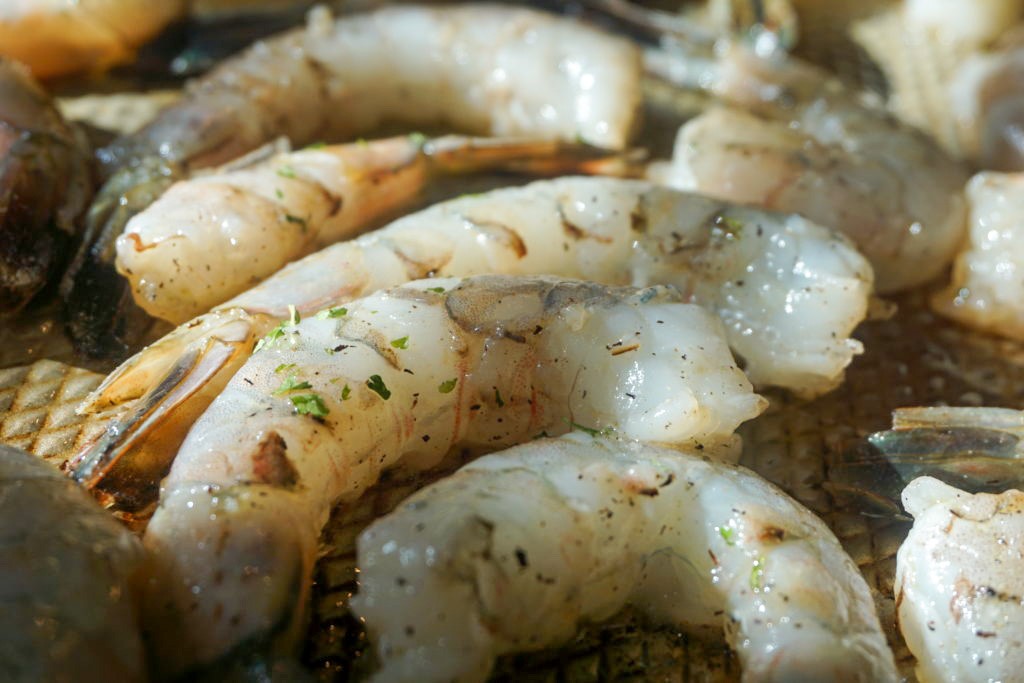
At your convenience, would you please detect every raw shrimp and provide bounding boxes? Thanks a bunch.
[138,275,766,676]
[0,445,145,682]
[116,135,632,324]
[353,433,898,683]
[933,172,1024,339]
[63,3,642,357]
[0,0,186,79]
[649,45,969,293]
[0,58,92,314]
[895,476,1024,683]
[72,177,870,511]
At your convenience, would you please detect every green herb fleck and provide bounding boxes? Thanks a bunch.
[273,375,312,395]
[494,387,505,408]
[275,188,284,200]
[427,286,446,294]
[290,393,329,418]
[390,336,409,349]
[719,527,735,546]
[408,131,428,148]
[564,419,615,438]
[274,363,296,374]
[254,323,287,352]
[284,213,307,231]
[341,384,351,401]
[288,304,300,326]
[304,141,326,150]
[717,215,744,236]
[315,306,348,320]
[438,378,457,394]
[277,165,297,179]
[366,374,391,400]
[749,556,766,591]
[356,138,368,148]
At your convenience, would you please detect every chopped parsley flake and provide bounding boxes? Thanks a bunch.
[273,375,312,395]
[341,384,351,401]
[254,323,287,352]
[284,213,307,231]
[717,215,744,236]
[290,393,329,418]
[408,131,428,148]
[565,418,615,438]
[427,286,446,294]
[719,527,735,546]
[390,336,409,349]
[288,305,300,326]
[315,306,348,320]
[366,374,391,400]
[304,141,326,150]
[438,378,457,394]
[274,363,296,374]
[494,388,505,408]
[277,165,297,179]
[749,556,766,590]
[275,188,284,200]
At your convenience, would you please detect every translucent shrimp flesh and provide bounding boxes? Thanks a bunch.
[115,134,634,324]
[72,177,870,512]
[649,44,969,294]
[896,476,1024,683]
[0,445,145,682]
[138,274,766,676]
[933,172,1024,339]
[353,433,898,683]
[63,2,642,357]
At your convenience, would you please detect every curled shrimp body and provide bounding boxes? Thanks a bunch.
[63,3,642,357]
[353,433,898,683]
[116,135,630,324]
[0,58,92,313]
[0,1,186,79]
[73,177,870,511]
[0,445,145,682]
[138,275,765,676]
[650,45,969,294]
[896,477,1024,683]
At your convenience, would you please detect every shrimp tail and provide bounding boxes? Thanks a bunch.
[71,312,257,513]
[61,158,182,359]
[424,135,647,178]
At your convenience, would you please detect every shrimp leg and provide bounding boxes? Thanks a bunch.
[71,177,871,514]
[138,274,766,676]
[352,433,898,682]
[62,3,642,357]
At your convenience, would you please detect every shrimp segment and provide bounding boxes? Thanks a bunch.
[139,275,766,676]
[73,177,870,512]
[0,1,186,79]
[117,135,633,324]
[933,172,1024,340]
[651,45,969,293]
[353,433,898,682]
[65,2,642,357]
[896,477,1024,683]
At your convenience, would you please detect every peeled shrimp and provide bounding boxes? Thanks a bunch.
[64,3,642,356]
[0,1,186,79]
[896,476,1024,683]
[932,172,1024,339]
[0,445,145,682]
[353,433,898,683]
[138,274,766,676]
[116,135,629,324]
[72,177,870,511]
[0,58,92,313]
[650,45,969,293]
